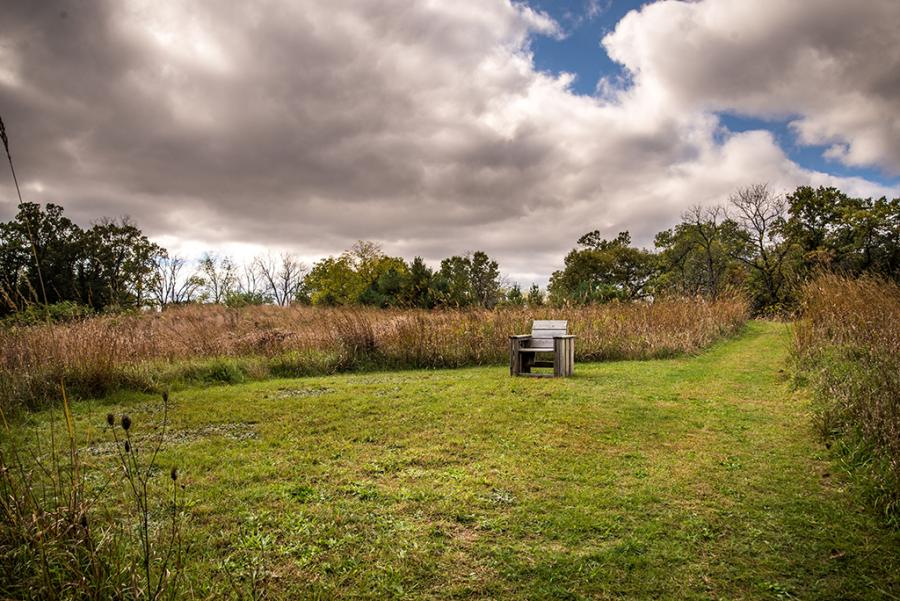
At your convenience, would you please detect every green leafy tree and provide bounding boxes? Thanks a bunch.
[549,231,656,304]
[470,251,502,308]
[437,255,473,307]
[505,283,524,306]
[77,217,163,310]
[0,202,81,310]
[360,262,408,307]
[784,186,900,280]
[0,204,165,314]
[526,283,544,306]
[304,255,362,305]
[399,256,436,308]
[347,242,407,307]
[436,251,502,308]
[654,206,744,299]
[305,241,408,306]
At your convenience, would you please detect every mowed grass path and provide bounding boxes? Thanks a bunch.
[63,321,899,599]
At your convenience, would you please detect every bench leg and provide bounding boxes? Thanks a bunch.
[567,339,575,376]
[510,339,530,376]
[521,352,533,374]
[553,338,575,377]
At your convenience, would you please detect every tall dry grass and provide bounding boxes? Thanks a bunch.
[793,274,900,520]
[1,297,749,413]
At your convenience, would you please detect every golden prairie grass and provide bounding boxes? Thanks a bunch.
[0,297,749,413]
[793,274,900,519]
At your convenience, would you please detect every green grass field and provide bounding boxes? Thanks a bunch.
[36,321,900,598]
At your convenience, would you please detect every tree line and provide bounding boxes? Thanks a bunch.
[1,184,897,318]
[549,184,898,312]
[0,204,508,315]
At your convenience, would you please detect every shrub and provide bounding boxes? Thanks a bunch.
[1,301,93,327]
[224,290,271,308]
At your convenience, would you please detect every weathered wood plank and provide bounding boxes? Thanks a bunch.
[533,320,567,329]
[531,329,567,338]
[519,345,554,352]
[553,336,562,377]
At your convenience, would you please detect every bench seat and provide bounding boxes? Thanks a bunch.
[509,320,575,377]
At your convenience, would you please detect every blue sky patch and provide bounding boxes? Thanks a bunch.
[524,0,897,189]
[718,113,897,188]
[527,0,647,96]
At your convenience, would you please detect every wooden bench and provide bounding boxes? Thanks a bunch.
[509,320,575,377]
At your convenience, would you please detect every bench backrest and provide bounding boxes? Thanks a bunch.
[530,320,567,348]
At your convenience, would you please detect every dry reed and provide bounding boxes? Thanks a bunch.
[793,274,900,519]
[0,297,749,413]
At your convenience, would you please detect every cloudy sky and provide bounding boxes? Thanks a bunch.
[2,0,899,285]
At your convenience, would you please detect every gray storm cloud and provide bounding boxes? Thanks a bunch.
[0,0,897,283]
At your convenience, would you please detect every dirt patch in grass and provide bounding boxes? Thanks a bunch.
[85,421,258,456]
[266,386,335,399]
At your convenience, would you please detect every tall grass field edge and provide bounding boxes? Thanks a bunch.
[0,296,750,413]
[792,274,900,523]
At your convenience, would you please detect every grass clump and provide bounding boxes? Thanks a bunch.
[793,274,900,522]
